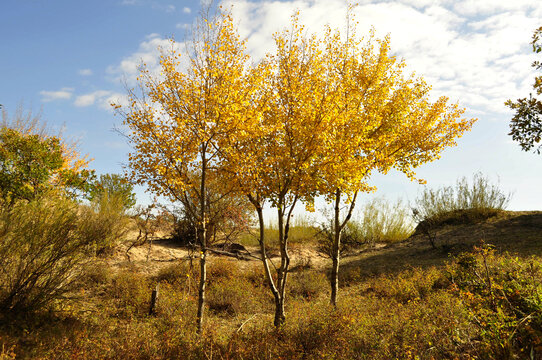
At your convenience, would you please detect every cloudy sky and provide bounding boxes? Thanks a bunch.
[2,0,542,213]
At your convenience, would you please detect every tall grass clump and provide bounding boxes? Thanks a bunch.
[239,215,318,247]
[357,197,415,244]
[413,172,512,226]
[319,197,413,256]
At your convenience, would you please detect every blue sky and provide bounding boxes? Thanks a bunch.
[2,0,542,215]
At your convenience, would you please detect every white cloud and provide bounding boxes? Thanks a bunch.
[183,7,191,14]
[103,0,542,116]
[74,90,129,112]
[121,0,138,5]
[453,0,540,17]
[176,23,191,30]
[106,33,186,85]
[106,34,168,82]
[101,92,130,111]
[40,87,74,102]
[74,90,112,107]
[151,3,175,13]
[221,0,542,115]
[78,68,93,76]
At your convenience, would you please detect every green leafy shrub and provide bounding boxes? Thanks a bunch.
[0,108,95,205]
[88,173,136,211]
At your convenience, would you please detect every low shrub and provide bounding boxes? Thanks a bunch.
[109,270,152,318]
[413,173,512,249]
[413,172,512,227]
[79,192,131,255]
[0,193,96,314]
[364,267,449,303]
[207,258,242,282]
[447,244,542,358]
[155,261,196,286]
[288,270,328,300]
[208,273,270,317]
[80,261,111,286]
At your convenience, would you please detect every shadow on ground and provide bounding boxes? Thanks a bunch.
[339,211,542,280]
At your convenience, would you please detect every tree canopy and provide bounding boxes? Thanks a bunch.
[115,9,260,332]
[506,26,542,154]
[0,110,94,204]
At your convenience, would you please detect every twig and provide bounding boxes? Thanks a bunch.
[236,313,259,333]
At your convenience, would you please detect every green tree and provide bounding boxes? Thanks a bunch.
[0,106,94,204]
[506,26,542,154]
[0,127,94,205]
[88,173,136,211]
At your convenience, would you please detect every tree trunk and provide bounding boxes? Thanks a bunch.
[330,189,341,307]
[274,196,294,326]
[196,149,207,334]
[251,197,283,327]
[330,189,358,307]
[196,247,206,333]
[274,297,286,327]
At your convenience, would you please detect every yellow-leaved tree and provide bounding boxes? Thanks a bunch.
[316,10,476,306]
[117,5,476,330]
[114,9,261,332]
[227,11,475,323]
[224,15,345,327]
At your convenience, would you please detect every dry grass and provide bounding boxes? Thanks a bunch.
[2,211,542,359]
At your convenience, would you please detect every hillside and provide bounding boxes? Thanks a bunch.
[340,210,542,279]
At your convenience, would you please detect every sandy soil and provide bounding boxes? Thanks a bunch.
[109,230,331,276]
[107,211,542,278]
